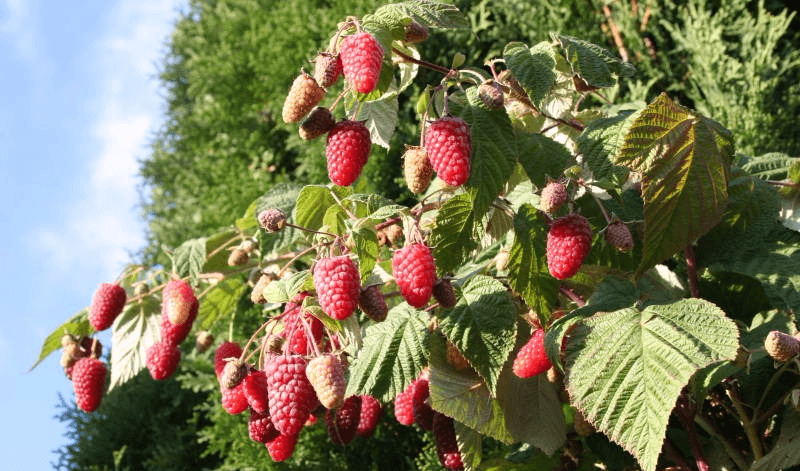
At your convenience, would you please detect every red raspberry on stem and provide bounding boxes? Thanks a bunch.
[249,409,280,444]
[281,292,323,355]
[265,355,317,436]
[266,433,299,462]
[356,395,382,438]
[425,117,471,187]
[243,369,270,413]
[163,279,197,325]
[326,395,362,445]
[392,243,437,308]
[546,213,592,280]
[325,120,371,186]
[160,297,198,346]
[394,385,415,426]
[512,328,552,378]
[89,283,126,331]
[145,340,181,381]
[314,255,361,320]
[72,357,107,413]
[433,412,465,470]
[306,353,346,409]
[339,32,383,94]
[411,376,434,430]
[221,382,249,415]
[214,341,243,378]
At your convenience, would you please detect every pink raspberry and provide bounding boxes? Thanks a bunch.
[249,409,279,444]
[89,283,126,331]
[340,32,383,94]
[512,328,552,378]
[266,432,299,462]
[393,386,415,426]
[221,382,249,415]
[145,340,181,381]
[411,376,434,431]
[243,369,270,413]
[72,357,107,413]
[160,297,198,346]
[540,181,568,214]
[325,120,371,186]
[425,117,471,187]
[546,213,592,279]
[213,341,243,377]
[326,395,362,445]
[392,244,437,308]
[313,255,360,320]
[356,395,382,438]
[281,293,323,354]
[265,355,317,436]
[162,279,197,325]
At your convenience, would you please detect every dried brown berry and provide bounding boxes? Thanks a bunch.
[221,358,248,390]
[196,331,214,353]
[258,208,287,233]
[432,278,457,308]
[477,80,504,109]
[282,72,326,123]
[251,272,278,304]
[227,247,249,266]
[359,285,388,322]
[765,330,800,362]
[403,21,429,44]
[299,107,335,140]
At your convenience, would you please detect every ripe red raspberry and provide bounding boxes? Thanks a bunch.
[326,395,362,445]
[339,32,383,94]
[325,120,371,186]
[313,52,342,89]
[393,385,415,425]
[425,117,471,187]
[433,412,465,470]
[221,382,249,415]
[392,243,437,308]
[356,395,382,438]
[403,146,433,194]
[72,357,107,412]
[282,293,323,355]
[411,376,434,430]
[266,433,299,462]
[145,340,181,381]
[266,355,317,436]
[214,341,243,377]
[163,279,197,325]
[313,255,360,320]
[89,283,126,331]
[282,72,326,123]
[306,353,346,409]
[512,328,552,378]
[249,409,280,444]
[358,284,388,322]
[546,213,592,280]
[243,369,270,413]
[160,297,198,346]
[605,219,634,252]
[540,181,568,214]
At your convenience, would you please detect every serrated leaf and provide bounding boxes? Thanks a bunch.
[109,299,162,390]
[352,225,379,281]
[516,134,572,188]
[751,407,800,471]
[577,109,641,181]
[438,276,516,395]
[348,94,398,149]
[454,421,482,471]
[368,204,407,220]
[741,152,798,180]
[428,334,513,443]
[344,193,396,217]
[323,204,347,236]
[553,34,635,88]
[564,299,739,471]
[294,185,342,232]
[503,41,556,108]
[372,0,468,31]
[508,204,559,322]
[173,237,206,281]
[617,93,735,272]
[430,192,478,273]
[31,308,93,371]
[197,277,247,330]
[345,304,429,402]
[262,271,310,304]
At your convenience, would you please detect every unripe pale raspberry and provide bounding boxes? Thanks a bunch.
[266,432,299,462]
[313,52,343,89]
[258,208,287,233]
[314,255,360,320]
[306,354,346,409]
[243,369,270,413]
[605,220,634,252]
[540,181,568,214]
[240,239,258,254]
[72,357,107,413]
[145,340,181,381]
[89,283,127,331]
[392,243,437,308]
[356,395,382,438]
[546,214,592,280]
[214,341,243,377]
[377,224,403,248]
[359,284,388,322]
[163,279,197,325]
[160,296,198,346]
[403,21,429,44]
[326,120,371,186]
[513,328,552,378]
[478,80,504,109]
[411,376,434,430]
[425,117,471,187]
[299,106,335,140]
[433,413,465,470]
[251,272,278,304]
[227,247,249,266]
[266,355,317,436]
[340,32,383,94]
[326,395,362,445]
[282,72,326,123]
[432,278,457,308]
[403,146,433,194]
[394,386,415,426]
[765,330,800,362]
[195,330,214,353]
[220,358,248,389]
[249,409,280,444]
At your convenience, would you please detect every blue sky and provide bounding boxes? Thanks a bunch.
[0,0,184,468]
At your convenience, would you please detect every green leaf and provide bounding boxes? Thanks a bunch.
[564,299,739,471]
[172,237,206,281]
[197,277,247,330]
[202,230,239,273]
[553,34,635,88]
[109,298,162,390]
[741,152,798,180]
[352,225,379,281]
[516,134,572,187]
[438,276,516,395]
[372,0,469,32]
[508,204,559,321]
[617,93,735,272]
[31,308,93,371]
[344,193,396,217]
[577,109,641,181]
[348,94,398,149]
[368,204,407,220]
[294,185,345,232]
[503,41,556,108]
[262,270,311,304]
[345,304,429,402]
[454,422,482,471]
[751,407,800,471]
[323,204,347,236]
[430,192,478,274]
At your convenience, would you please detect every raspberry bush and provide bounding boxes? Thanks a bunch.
[35,2,800,470]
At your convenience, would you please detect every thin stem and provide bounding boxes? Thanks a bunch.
[559,285,586,307]
[675,394,709,471]
[662,439,694,471]
[755,360,795,415]
[755,381,800,425]
[391,46,452,75]
[285,222,337,238]
[586,186,612,224]
[241,320,272,363]
[277,245,318,278]
[685,245,701,298]
[727,387,764,459]
[694,414,749,471]
[766,179,800,188]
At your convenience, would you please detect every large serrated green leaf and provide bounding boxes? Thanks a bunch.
[197,277,247,330]
[503,41,556,108]
[454,421,482,471]
[508,205,559,322]
[564,299,739,471]
[454,87,517,218]
[202,230,240,273]
[553,34,635,88]
[294,185,350,232]
[430,192,478,274]
[348,94,398,150]
[741,152,798,180]
[372,0,468,32]
[352,225,379,281]
[751,407,800,471]
[172,237,206,281]
[577,109,641,181]
[109,299,162,390]
[31,308,93,371]
[516,134,572,187]
[345,304,429,402]
[438,276,516,395]
[616,93,735,272]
